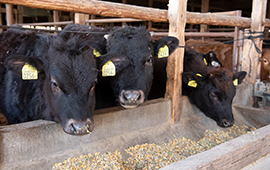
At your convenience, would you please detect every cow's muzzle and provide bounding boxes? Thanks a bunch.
[219,118,234,128]
[64,118,94,135]
[119,90,145,109]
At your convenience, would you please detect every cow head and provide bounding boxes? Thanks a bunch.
[4,36,98,135]
[261,48,270,81]
[182,68,247,127]
[204,51,222,68]
[98,26,179,108]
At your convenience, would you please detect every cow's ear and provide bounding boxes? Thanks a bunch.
[4,54,44,78]
[154,36,179,58]
[99,54,130,77]
[182,72,203,88]
[233,71,247,86]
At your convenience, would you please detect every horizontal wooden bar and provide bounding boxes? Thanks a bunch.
[17,21,73,26]
[153,32,235,37]
[85,18,143,23]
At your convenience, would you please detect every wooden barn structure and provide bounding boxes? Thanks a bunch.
[0,0,270,169]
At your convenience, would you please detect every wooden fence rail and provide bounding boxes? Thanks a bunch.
[1,0,270,28]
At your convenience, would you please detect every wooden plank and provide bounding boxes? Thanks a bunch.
[6,4,14,26]
[242,0,267,84]
[148,0,153,30]
[17,6,23,23]
[161,124,270,170]
[165,0,187,123]
[0,11,2,33]
[0,0,253,27]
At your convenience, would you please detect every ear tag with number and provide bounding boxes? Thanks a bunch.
[188,80,197,88]
[102,60,116,77]
[93,49,101,57]
[233,79,238,86]
[203,58,208,65]
[158,45,169,58]
[22,63,38,80]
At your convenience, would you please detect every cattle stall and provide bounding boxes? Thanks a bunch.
[0,0,269,169]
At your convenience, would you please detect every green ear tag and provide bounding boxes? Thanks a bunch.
[158,45,169,58]
[102,60,116,77]
[233,79,238,86]
[22,63,38,80]
[188,80,197,88]
[196,73,202,77]
[93,49,101,57]
[203,58,208,65]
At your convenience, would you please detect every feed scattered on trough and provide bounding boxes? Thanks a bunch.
[52,125,256,170]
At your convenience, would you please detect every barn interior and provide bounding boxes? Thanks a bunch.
[0,0,270,169]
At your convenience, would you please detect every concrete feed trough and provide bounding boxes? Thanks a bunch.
[0,83,270,170]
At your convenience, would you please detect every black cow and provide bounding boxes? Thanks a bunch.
[0,28,98,135]
[149,48,246,127]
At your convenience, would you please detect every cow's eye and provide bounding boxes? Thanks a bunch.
[264,59,269,65]
[145,55,153,66]
[210,92,221,103]
[51,79,61,92]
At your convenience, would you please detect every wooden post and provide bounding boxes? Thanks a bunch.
[6,4,14,26]
[165,0,187,123]
[242,0,267,84]
[74,13,85,25]
[200,0,209,33]
[53,11,59,31]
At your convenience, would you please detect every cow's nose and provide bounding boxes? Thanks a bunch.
[119,90,145,109]
[64,118,94,135]
[222,119,234,127]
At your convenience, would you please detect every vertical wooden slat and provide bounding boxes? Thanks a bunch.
[6,4,14,26]
[74,13,85,25]
[0,10,2,33]
[53,10,59,30]
[232,10,242,72]
[17,6,23,24]
[148,0,153,30]
[242,0,267,84]
[122,0,127,26]
[165,0,187,123]
[200,0,209,33]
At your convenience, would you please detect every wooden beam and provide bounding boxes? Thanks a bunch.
[17,6,23,23]
[6,4,14,26]
[242,0,267,84]
[0,11,2,33]
[148,0,153,30]
[165,0,187,123]
[0,0,253,27]
[122,0,127,26]
[17,21,73,26]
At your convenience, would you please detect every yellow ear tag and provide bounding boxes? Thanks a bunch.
[93,49,101,57]
[158,45,169,58]
[203,58,208,65]
[102,60,116,77]
[188,80,197,88]
[233,79,238,86]
[22,63,38,80]
[196,73,202,77]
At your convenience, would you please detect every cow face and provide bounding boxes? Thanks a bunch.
[182,69,247,127]
[4,36,98,135]
[204,51,222,68]
[99,26,179,108]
